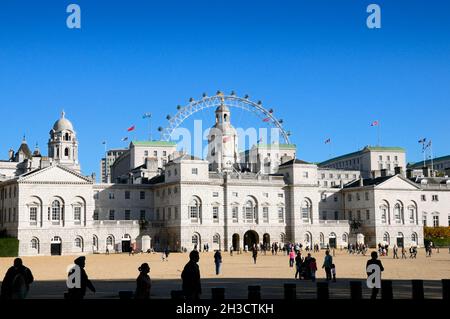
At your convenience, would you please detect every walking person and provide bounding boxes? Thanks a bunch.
[393,245,399,259]
[164,247,170,261]
[1,258,34,299]
[181,250,202,301]
[66,256,96,299]
[289,249,296,268]
[294,252,303,279]
[402,246,407,259]
[135,263,151,299]
[322,250,333,281]
[366,251,384,300]
[252,246,258,264]
[214,250,222,275]
[331,264,337,282]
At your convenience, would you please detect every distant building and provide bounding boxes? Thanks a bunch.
[100,149,127,183]
[408,155,450,178]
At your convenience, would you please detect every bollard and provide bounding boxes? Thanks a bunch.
[317,282,329,300]
[412,280,424,300]
[442,279,450,300]
[212,288,225,301]
[283,283,296,300]
[381,280,393,300]
[248,285,261,300]
[119,290,134,299]
[171,290,185,300]
[349,281,363,300]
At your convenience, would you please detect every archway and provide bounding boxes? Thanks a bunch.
[243,230,259,251]
[232,234,240,251]
[328,233,337,249]
[263,233,270,248]
[122,234,132,253]
[396,232,404,248]
[51,236,62,256]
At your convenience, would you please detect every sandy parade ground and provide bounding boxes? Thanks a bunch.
[1,248,449,299]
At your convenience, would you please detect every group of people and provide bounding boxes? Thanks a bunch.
[347,243,368,255]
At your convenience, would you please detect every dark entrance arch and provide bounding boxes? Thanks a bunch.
[244,230,259,250]
[263,233,270,247]
[232,234,240,251]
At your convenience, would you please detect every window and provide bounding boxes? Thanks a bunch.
[421,195,426,202]
[395,156,398,161]
[31,238,39,250]
[347,194,352,202]
[109,210,115,220]
[192,235,199,245]
[175,207,178,219]
[213,234,220,244]
[74,237,82,248]
[387,156,391,161]
[140,191,145,200]
[334,196,338,202]
[163,151,167,156]
[212,192,219,197]
[278,193,284,198]
[321,174,325,179]
[153,150,158,156]
[323,181,328,187]
[106,236,114,247]
[301,201,311,222]
[263,207,269,223]
[394,204,402,224]
[125,191,130,200]
[366,210,370,220]
[408,206,415,224]
[74,206,81,222]
[168,207,172,220]
[321,193,327,202]
[383,233,390,244]
[232,206,238,223]
[303,171,309,178]
[189,198,201,221]
[356,193,361,201]
[29,207,37,222]
[213,207,219,222]
[125,210,131,220]
[321,211,327,220]
[174,169,178,175]
[94,191,99,200]
[263,192,268,198]
[422,214,427,226]
[140,210,146,220]
[93,210,99,220]
[348,211,353,220]
[51,200,61,221]
[192,168,198,175]
[433,215,439,227]
[278,207,284,223]
[144,151,148,156]
[365,192,369,201]
[357,210,361,220]
[243,201,256,222]
[432,195,439,202]
[379,155,382,161]
[334,211,339,220]
[109,193,115,199]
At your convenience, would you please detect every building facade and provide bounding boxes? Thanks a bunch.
[0,107,449,256]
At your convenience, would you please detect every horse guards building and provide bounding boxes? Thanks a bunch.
[1,95,449,256]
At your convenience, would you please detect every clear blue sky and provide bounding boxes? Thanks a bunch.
[0,0,449,177]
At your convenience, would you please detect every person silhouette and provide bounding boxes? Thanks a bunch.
[135,263,151,299]
[252,246,258,264]
[181,250,202,301]
[214,250,222,275]
[366,251,384,299]
[67,256,96,299]
[1,258,34,299]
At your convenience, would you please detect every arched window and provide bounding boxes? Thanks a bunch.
[192,234,200,245]
[106,235,114,247]
[64,147,70,158]
[320,233,325,245]
[213,234,220,244]
[380,204,388,224]
[408,205,416,224]
[74,237,83,248]
[411,232,418,245]
[280,233,286,243]
[189,197,201,222]
[304,232,311,244]
[342,233,348,243]
[301,200,312,223]
[394,203,402,223]
[51,200,61,220]
[243,199,257,223]
[30,238,39,252]
[383,232,390,244]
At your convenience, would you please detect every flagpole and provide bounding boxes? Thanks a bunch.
[430,140,434,176]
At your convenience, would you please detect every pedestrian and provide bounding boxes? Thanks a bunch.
[322,250,333,281]
[289,249,296,268]
[106,247,110,255]
[310,258,317,282]
[366,251,384,300]
[331,264,337,282]
[295,252,302,279]
[393,245,399,259]
[181,250,202,301]
[164,247,170,261]
[252,247,258,264]
[66,256,96,299]
[1,258,34,299]
[214,250,222,275]
[402,246,407,259]
[230,245,233,256]
[135,263,151,299]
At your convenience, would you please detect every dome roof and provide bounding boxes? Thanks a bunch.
[215,104,230,113]
[53,111,74,132]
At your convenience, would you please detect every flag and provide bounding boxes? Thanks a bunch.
[371,120,379,127]
[121,137,128,142]
[325,138,331,144]
[424,140,432,149]
[263,117,270,122]
[143,113,152,119]
[102,141,106,145]
[127,125,135,132]
[418,138,426,144]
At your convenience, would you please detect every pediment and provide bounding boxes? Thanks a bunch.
[376,175,420,190]
[18,165,93,184]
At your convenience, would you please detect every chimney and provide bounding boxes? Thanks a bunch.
[394,166,403,176]
[359,176,364,187]
[8,149,14,160]
[380,169,388,177]
[422,167,431,178]
[406,169,413,179]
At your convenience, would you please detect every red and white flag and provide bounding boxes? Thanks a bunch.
[371,120,379,127]
[127,125,136,132]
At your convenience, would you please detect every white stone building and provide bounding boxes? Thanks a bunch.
[0,107,449,256]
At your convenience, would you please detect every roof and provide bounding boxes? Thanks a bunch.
[279,159,310,167]
[256,144,297,150]
[170,153,203,162]
[319,146,405,166]
[408,155,450,169]
[17,141,32,159]
[344,176,394,188]
[131,141,177,147]
[52,111,74,132]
